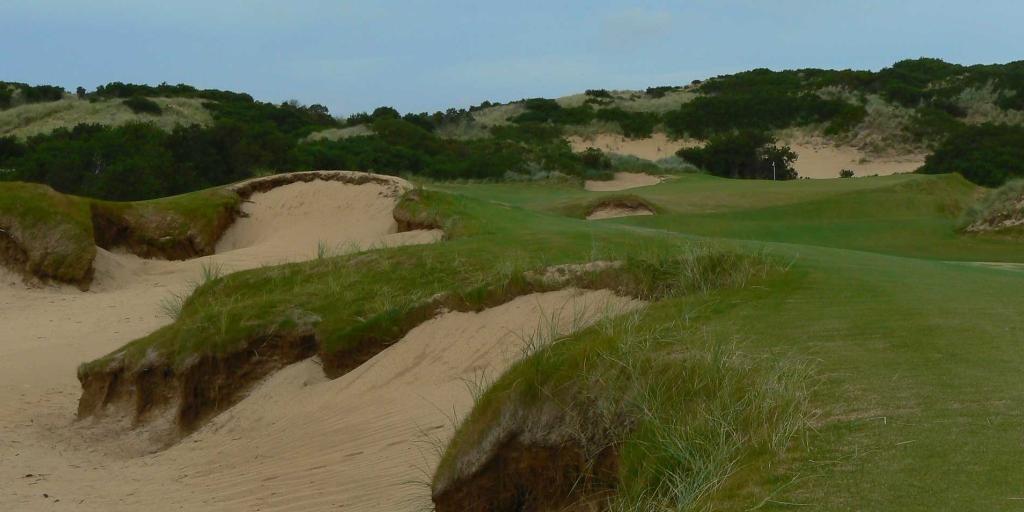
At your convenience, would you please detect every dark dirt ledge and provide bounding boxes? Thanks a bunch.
[78,330,319,444]
[433,440,618,512]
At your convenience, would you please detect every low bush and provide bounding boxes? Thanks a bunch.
[122,96,163,115]
[677,131,798,180]
[595,108,660,138]
[917,123,1024,186]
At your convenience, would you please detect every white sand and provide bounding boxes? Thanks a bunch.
[586,206,655,220]
[584,172,663,192]
[0,172,465,511]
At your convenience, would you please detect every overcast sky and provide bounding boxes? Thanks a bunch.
[4,1,1023,116]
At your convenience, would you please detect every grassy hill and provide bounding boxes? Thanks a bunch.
[26,169,1014,509]
[0,96,212,139]
[4,58,1024,202]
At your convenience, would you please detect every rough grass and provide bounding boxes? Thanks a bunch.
[433,307,813,511]
[0,97,212,138]
[558,193,661,219]
[0,182,95,286]
[91,187,241,258]
[0,181,241,286]
[959,179,1024,235]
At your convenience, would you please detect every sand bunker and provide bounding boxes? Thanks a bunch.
[587,205,655,220]
[584,172,663,192]
[1,288,641,510]
[0,171,447,510]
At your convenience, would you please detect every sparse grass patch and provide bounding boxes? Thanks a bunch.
[959,179,1024,235]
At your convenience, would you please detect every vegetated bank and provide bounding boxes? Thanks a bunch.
[0,171,411,289]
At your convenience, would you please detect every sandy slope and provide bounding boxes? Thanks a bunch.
[783,142,925,179]
[568,133,701,161]
[584,172,663,192]
[569,133,925,180]
[0,173,461,510]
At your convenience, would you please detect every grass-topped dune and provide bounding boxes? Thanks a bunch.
[0,183,240,288]
[0,171,420,289]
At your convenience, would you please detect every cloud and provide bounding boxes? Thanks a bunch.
[599,8,673,49]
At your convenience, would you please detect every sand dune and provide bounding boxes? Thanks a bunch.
[584,172,663,192]
[784,142,924,179]
[570,133,925,180]
[0,172,457,511]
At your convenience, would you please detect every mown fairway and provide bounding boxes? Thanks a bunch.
[437,173,1024,509]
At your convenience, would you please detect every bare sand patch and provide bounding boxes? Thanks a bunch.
[1,287,641,510]
[587,205,655,220]
[569,133,700,161]
[0,172,445,510]
[570,133,924,180]
[783,141,925,179]
[584,172,663,192]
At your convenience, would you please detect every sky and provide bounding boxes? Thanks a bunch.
[4,1,1024,117]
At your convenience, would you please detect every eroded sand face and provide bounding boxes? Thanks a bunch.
[0,173,452,511]
[584,172,663,192]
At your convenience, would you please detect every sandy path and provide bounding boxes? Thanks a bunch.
[0,173,450,510]
[584,172,663,192]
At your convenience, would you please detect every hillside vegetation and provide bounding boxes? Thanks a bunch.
[4,58,1024,202]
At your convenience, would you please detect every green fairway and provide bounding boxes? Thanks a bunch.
[432,172,1024,508]
[71,171,1024,510]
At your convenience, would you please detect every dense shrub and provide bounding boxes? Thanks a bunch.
[595,108,660,138]
[0,82,65,109]
[122,96,163,115]
[579,148,611,170]
[664,92,854,139]
[513,99,595,125]
[917,123,1024,187]
[677,131,798,180]
[645,86,679,98]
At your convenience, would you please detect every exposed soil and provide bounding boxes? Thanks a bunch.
[433,439,618,512]
[90,201,238,261]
